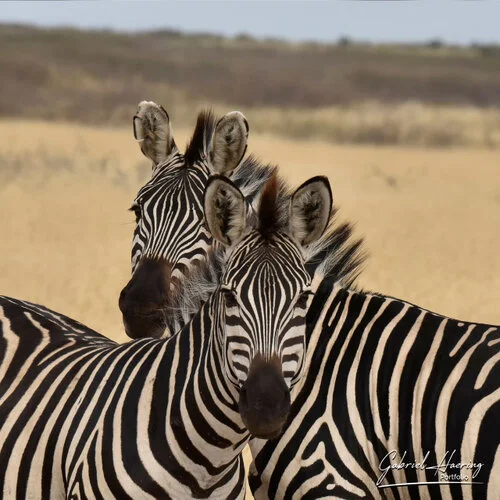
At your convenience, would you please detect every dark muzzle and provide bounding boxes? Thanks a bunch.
[119,258,171,339]
[238,356,290,439]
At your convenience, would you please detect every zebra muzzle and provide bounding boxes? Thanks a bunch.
[119,257,171,339]
[238,355,291,439]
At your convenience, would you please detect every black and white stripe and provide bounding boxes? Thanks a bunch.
[221,232,312,388]
[0,295,248,498]
[130,153,213,276]
[130,101,270,281]
[121,107,499,497]
[249,279,500,499]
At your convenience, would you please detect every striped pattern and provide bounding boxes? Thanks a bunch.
[221,231,311,387]
[131,153,212,280]
[249,281,500,499]
[129,109,272,288]
[122,104,275,339]
[0,294,247,498]
[131,152,273,274]
[221,231,312,389]
[128,149,274,337]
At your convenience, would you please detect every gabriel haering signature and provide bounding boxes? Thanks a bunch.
[377,450,484,489]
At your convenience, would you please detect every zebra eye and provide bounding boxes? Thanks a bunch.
[129,204,141,223]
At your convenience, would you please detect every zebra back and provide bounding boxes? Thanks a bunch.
[249,278,500,499]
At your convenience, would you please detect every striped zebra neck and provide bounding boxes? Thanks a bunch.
[249,283,500,499]
[0,296,249,498]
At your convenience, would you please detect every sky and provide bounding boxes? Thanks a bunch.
[1,1,500,46]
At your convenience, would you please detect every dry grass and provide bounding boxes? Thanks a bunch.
[1,119,500,496]
[4,24,500,112]
[247,101,500,148]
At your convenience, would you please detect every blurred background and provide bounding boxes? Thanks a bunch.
[1,1,500,346]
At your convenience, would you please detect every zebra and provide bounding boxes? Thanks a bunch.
[0,173,338,498]
[118,103,500,498]
[248,276,500,499]
[119,101,274,339]
[120,104,498,498]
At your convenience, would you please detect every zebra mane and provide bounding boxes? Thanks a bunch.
[240,171,291,241]
[184,109,217,167]
[167,249,226,329]
[231,154,278,206]
[257,173,283,239]
[303,210,366,289]
[251,172,367,276]
[249,173,366,288]
[166,193,365,327]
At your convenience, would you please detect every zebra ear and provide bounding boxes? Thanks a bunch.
[204,176,247,246]
[208,111,249,175]
[290,176,332,246]
[133,101,176,166]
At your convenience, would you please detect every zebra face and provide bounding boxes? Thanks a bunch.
[119,101,249,339]
[205,174,332,438]
[221,233,312,389]
[221,233,312,439]
[129,159,211,280]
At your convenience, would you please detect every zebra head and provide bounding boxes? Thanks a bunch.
[119,101,252,339]
[204,174,332,439]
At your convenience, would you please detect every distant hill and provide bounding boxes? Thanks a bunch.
[1,24,500,147]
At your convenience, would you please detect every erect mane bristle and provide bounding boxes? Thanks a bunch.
[184,109,218,166]
[303,207,367,289]
[258,173,281,239]
[231,154,277,202]
[166,248,225,331]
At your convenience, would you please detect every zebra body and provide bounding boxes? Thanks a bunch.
[0,295,247,499]
[249,281,500,499]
